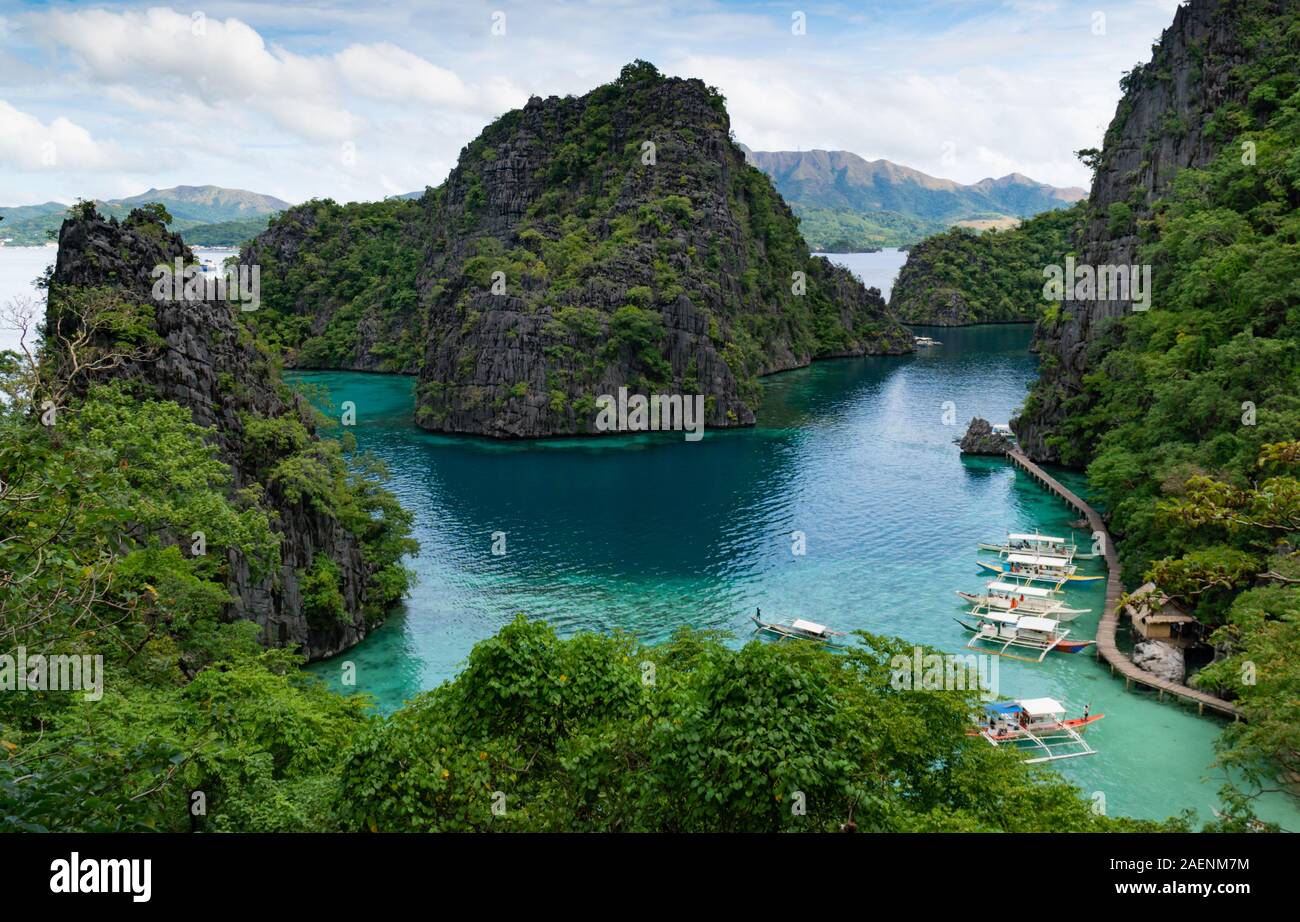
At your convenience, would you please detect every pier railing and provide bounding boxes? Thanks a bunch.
[1005,449,1243,720]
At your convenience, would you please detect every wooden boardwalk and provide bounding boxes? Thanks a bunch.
[1005,449,1243,720]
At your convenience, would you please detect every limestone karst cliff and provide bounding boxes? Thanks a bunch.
[46,207,414,659]
[243,61,913,438]
[1013,0,1281,461]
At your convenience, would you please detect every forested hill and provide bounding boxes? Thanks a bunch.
[244,61,914,438]
[42,204,416,660]
[899,0,1300,783]
[740,146,1084,251]
[887,205,1081,325]
[1,185,288,247]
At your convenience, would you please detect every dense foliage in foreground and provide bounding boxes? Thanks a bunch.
[336,617,1194,833]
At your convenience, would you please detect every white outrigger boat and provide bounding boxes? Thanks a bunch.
[954,610,1095,661]
[956,581,1091,622]
[751,608,847,646]
[976,552,1104,585]
[972,697,1104,763]
[978,531,1099,560]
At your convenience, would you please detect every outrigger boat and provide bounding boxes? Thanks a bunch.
[913,335,942,347]
[976,552,1104,584]
[978,531,1099,560]
[972,697,1104,763]
[955,611,1095,661]
[751,608,847,646]
[956,580,1091,622]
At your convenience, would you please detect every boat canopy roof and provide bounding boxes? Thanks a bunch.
[1016,615,1060,632]
[985,701,1023,715]
[1008,532,1065,543]
[988,581,1054,598]
[978,610,1020,625]
[791,619,826,634]
[1018,697,1065,717]
[1007,552,1070,566]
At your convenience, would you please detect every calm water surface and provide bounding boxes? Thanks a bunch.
[296,319,1298,827]
[2,246,1290,826]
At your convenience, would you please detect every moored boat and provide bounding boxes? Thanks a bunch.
[976,552,1104,584]
[978,531,1099,560]
[955,580,1091,621]
[972,697,1104,762]
[751,608,847,646]
[955,611,1095,661]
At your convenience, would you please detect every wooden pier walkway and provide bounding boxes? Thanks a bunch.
[1005,449,1243,720]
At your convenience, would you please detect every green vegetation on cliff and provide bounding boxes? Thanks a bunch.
[412,61,909,436]
[1015,3,1300,788]
[888,204,1082,324]
[789,206,942,252]
[0,209,418,829]
[244,197,424,372]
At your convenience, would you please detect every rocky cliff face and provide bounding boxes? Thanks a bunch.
[48,210,403,659]
[1013,0,1262,461]
[410,61,911,437]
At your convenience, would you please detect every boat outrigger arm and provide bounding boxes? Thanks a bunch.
[979,699,1101,763]
[751,608,847,644]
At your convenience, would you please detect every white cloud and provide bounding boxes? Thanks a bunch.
[337,43,474,108]
[0,100,142,172]
[38,8,358,141]
[5,0,1183,203]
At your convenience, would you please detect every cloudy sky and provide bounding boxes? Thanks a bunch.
[0,0,1182,207]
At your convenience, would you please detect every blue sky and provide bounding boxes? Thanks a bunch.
[0,0,1182,206]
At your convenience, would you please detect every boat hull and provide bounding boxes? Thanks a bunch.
[976,560,1103,582]
[968,713,1105,741]
[954,618,1097,656]
[979,542,1099,560]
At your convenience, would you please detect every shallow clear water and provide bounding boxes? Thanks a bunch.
[297,322,1298,828]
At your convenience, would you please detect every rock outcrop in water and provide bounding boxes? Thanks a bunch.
[957,417,1012,455]
[243,61,912,438]
[1012,0,1264,461]
[242,197,425,373]
[47,208,412,659]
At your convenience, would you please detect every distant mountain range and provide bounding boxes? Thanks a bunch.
[0,185,291,246]
[739,146,1085,251]
[4,153,1081,253]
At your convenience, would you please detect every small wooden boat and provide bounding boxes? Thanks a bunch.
[978,531,1099,560]
[913,335,942,347]
[956,580,1091,621]
[955,611,1095,661]
[751,608,847,646]
[977,552,1104,584]
[972,697,1104,763]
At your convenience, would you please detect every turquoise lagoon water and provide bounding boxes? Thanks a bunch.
[298,323,1299,828]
